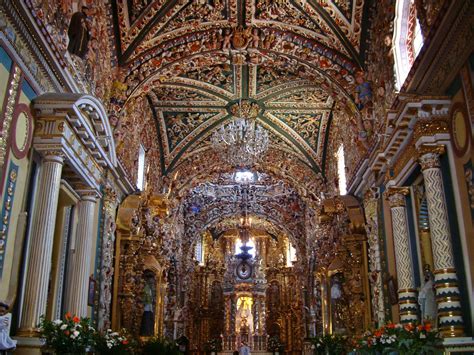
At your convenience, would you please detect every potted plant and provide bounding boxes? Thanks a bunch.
[39,313,95,354]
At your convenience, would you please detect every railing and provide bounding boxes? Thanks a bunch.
[222,335,267,351]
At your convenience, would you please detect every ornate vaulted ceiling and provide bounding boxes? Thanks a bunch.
[112,0,368,179]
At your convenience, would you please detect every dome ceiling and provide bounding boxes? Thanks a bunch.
[112,0,367,178]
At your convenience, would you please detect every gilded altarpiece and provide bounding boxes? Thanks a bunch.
[186,237,226,352]
[315,196,372,335]
[113,194,173,338]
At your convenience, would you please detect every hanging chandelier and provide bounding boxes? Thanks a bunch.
[211,99,269,168]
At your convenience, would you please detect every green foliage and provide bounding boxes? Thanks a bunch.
[267,335,284,352]
[204,338,222,352]
[39,314,95,354]
[142,337,180,355]
[355,322,443,355]
[94,329,134,355]
[311,333,350,354]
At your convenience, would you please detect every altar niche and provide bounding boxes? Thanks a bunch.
[220,237,268,351]
[236,295,254,342]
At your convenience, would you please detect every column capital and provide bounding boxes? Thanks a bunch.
[417,144,445,170]
[78,190,100,202]
[385,187,410,207]
[42,150,66,164]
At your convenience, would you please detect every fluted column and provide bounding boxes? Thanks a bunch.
[64,193,98,317]
[418,145,464,337]
[386,187,419,324]
[19,153,64,334]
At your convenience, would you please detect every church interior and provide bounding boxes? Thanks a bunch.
[0,0,473,354]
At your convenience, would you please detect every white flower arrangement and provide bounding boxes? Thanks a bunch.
[100,329,129,350]
[39,313,94,353]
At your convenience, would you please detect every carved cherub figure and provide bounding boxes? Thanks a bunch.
[222,28,232,49]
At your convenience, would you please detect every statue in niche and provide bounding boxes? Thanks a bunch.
[330,273,347,333]
[139,271,156,336]
[238,299,251,321]
[240,316,249,335]
[418,264,437,323]
[268,282,280,308]
[67,6,92,59]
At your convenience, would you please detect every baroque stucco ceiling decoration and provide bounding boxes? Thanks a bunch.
[112,0,367,179]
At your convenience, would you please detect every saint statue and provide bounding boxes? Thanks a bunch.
[354,71,373,110]
[0,302,16,352]
[330,274,346,333]
[331,280,342,300]
[67,6,92,59]
[418,264,437,323]
[238,299,251,319]
[140,272,156,336]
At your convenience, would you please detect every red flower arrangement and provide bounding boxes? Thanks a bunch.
[39,313,95,354]
[355,322,442,354]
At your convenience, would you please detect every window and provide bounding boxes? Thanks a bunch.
[413,17,423,58]
[337,144,347,195]
[234,170,255,183]
[235,238,256,257]
[195,235,205,265]
[286,240,297,267]
[137,144,146,190]
[393,0,424,89]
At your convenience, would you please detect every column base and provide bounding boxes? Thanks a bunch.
[398,289,419,324]
[443,337,474,353]
[439,324,465,338]
[16,328,40,337]
[13,336,43,355]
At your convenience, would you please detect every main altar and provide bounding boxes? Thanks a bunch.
[222,243,267,351]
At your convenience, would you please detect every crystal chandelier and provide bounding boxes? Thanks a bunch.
[211,99,269,168]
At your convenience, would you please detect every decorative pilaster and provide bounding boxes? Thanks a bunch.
[64,193,98,317]
[230,294,237,335]
[252,298,259,334]
[363,190,385,326]
[386,187,419,324]
[19,153,64,334]
[260,298,266,335]
[418,145,464,337]
[98,186,119,330]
